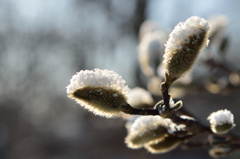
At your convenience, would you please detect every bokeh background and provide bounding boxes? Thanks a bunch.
[1,0,240,158]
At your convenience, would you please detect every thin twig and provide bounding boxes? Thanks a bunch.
[120,104,160,115]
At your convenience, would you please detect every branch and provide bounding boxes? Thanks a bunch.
[120,104,159,115]
[120,102,179,117]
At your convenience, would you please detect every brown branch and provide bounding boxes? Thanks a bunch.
[120,104,160,115]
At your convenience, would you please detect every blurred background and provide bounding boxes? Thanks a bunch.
[1,0,240,158]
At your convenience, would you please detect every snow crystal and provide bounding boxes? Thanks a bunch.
[207,109,234,125]
[164,16,210,58]
[130,116,185,136]
[163,16,210,78]
[66,68,130,96]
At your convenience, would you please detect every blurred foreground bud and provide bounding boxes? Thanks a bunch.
[125,116,185,149]
[163,16,210,80]
[207,109,235,134]
[144,136,182,154]
[208,15,229,63]
[139,20,162,40]
[66,69,130,118]
[209,147,233,158]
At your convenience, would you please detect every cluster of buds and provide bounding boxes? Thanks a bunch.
[66,16,238,158]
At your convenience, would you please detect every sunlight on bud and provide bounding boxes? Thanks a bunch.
[144,136,181,154]
[207,109,235,134]
[163,16,210,79]
[66,68,130,118]
[125,116,185,149]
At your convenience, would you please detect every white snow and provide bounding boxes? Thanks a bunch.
[164,16,210,66]
[207,109,234,125]
[130,116,185,135]
[66,68,130,97]
[169,97,175,109]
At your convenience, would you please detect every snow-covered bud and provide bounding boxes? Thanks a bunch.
[207,109,235,134]
[144,136,182,154]
[125,116,185,149]
[66,68,130,118]
[163,16,210,79]
[179,115,195,121]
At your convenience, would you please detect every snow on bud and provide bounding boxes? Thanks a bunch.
[144,136,181,154]
[66,68,130,118]
[163,16,210,79]
[125,116,185,149]
[207,109,235,134]
[179,115,195,121]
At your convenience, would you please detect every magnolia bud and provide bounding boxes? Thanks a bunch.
[144,136,181,154]
[207,109,235,134]
[163,16,210,79]
[125,116,185,149]
[66,69,130,118]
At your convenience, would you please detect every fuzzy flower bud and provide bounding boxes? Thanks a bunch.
[207,109,235,134]
[125,116,185,149]
[144,136,182,154]
[66,68,130,118]
[163,16,210,79]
